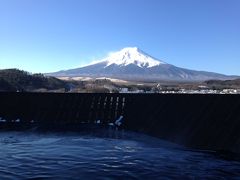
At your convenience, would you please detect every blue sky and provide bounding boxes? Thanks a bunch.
[0,0,239,75]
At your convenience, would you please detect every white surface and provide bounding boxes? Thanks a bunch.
[85,47,165,68]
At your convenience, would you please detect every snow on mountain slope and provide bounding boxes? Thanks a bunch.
[101,47,165,68]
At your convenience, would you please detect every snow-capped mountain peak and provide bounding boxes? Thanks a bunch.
[101,47,165,68]
[48,47,235,81]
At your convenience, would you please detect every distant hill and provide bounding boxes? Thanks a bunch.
[205,79,240,89]
[0,69,68,92]
[206,79,240,85]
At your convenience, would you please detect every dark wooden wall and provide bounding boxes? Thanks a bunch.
[0,92,240,153]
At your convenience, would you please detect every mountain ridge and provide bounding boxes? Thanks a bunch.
[48,47,238,82]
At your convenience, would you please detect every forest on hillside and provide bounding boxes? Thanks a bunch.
[0,69,68,92]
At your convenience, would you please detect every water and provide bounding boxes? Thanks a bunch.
[0,130,239,179]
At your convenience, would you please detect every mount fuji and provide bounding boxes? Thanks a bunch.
[48,47,237,82]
